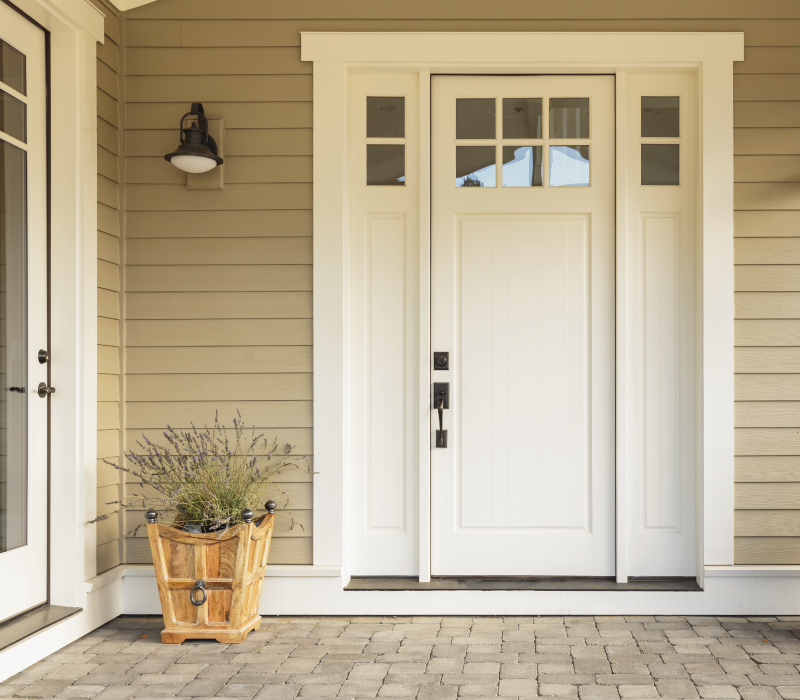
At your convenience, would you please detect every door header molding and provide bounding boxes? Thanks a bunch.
[302,31,743,65]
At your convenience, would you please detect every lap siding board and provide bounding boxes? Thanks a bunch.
[116,1,800,568]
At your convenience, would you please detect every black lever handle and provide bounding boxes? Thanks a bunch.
[434,383,449,448]
[8,387,24,393]
[37,382,55,398]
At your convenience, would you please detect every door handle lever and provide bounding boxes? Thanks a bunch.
[434,382,449,448]
[37,382,55,398]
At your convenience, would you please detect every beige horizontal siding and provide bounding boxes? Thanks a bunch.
[121,1,800,567]
[123,12,313,562]
[733,8,800,561]
[126,2,800,21]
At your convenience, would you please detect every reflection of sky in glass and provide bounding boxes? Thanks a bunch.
[456,163,496,187]
[550,145,590,187]
[503,147,542,187]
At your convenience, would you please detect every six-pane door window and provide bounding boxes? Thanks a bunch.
[453,96,591,188]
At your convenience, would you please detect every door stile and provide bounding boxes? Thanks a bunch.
[614,70,628,584]
[418,70,432,584]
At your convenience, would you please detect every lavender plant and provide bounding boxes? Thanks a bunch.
[91,411,311,533]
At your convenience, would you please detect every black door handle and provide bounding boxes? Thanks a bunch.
[8,387,24,393]
[37,382,55,398]
[434,383,449,448]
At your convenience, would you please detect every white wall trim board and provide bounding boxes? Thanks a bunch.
[11,0,104,43]
[301,32,744,65]
[122,570,800,617]
[305,31,743,585]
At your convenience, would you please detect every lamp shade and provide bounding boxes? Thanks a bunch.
[164,103,223,173]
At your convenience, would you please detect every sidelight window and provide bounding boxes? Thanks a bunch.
[366,96,406,186]
[641,96,680,186]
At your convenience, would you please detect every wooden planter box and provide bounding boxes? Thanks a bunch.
[146,513,274,643]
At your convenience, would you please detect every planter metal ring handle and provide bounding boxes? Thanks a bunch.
[190,579,207,606]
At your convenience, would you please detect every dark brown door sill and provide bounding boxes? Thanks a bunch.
[0,604,81,652]
[345,577,701,592]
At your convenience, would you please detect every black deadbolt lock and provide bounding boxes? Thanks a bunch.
[434,352,449,370]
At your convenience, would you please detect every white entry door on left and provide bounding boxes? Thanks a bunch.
[0,1,49,622]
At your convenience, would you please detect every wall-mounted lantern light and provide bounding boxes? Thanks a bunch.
[164,103,223,174]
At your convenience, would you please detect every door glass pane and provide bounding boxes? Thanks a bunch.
[549,98,589,138]
[641,96,679,137]
[456,99,495,139]
[367,96,405,138]
[367,144,405,186]
[641,144,679,185]
[0,141,28,553]
[0,90,26,142]
[550,145,590,187]
[456,146,495,187]
[502,98,542,139]
[503,146,543,187]
[0,41,25,95]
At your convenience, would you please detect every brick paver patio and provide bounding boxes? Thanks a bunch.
[3,616,800,700]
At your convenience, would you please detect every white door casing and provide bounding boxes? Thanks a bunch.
[304,33,740,583]
[431,75,616,576]
[0,1,48,621]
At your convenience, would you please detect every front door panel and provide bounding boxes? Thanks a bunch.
[431,75,615,576]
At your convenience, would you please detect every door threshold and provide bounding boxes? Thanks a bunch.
[0,604,82,652]
[345,577,701,592]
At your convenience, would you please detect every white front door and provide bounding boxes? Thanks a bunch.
[431,75,615,576]
[0,2,49,621]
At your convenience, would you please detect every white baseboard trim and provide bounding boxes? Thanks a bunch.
[121,567,800,617]
[704,565,800,577]
[0,579,122,683]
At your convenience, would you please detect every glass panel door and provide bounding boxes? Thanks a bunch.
[0,3,48,623]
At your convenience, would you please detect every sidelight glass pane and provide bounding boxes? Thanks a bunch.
[641,96,679,137]
[367,144,405,186]
[0,90,26,143]
[0,41,25,95]
[641,144,679,185]
[456,146,496,187]
[550,145,590,187]
[0,141,28,554]
[549,98,589,138]
[456,98,495,139]
[366,96,405,138]
[502,98,542,139]
[503,146,543,187]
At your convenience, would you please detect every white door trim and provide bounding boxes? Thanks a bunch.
[304,31,743,584]
[6,0,103,603]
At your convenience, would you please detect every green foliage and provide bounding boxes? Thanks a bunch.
[90,411,311,534]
